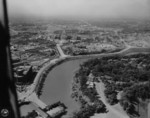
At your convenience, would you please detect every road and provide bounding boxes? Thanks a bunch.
[56,44,67,57]
[95,82,129,118]
[18,45,150,117]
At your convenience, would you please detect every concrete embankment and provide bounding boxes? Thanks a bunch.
[21,47,150,101]
[35,58,68,96]
[20,47,150,117]
[34,47,150,98]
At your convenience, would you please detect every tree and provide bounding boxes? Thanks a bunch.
[76,36,81,40]
[25,110,38,118]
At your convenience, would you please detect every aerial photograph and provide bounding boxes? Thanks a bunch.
[4,0,150,118]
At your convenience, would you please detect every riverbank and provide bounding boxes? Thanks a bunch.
[81,52,150,118]
[69,47,150,118]
[19,46,150,117]
[24,47,150,100]
[71,68,107,118]
[33,47,150,98]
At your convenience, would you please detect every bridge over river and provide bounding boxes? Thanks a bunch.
[26,92,64,117]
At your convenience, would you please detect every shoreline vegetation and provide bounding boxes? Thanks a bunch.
[71,68,108,118]
[27,47,150,118]
[35,47,150,98]
[71,53,150,118]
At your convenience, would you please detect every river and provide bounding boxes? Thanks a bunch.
[20,47,150,117]
[40,59,89,117]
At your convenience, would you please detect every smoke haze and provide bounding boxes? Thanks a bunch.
[8,0,150,20]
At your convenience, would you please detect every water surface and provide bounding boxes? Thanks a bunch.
[40,59,88,117]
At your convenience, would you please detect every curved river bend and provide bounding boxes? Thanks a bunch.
[20,47,150,117]
[40,59,88,117]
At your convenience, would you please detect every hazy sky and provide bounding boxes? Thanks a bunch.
[8,0,150,20]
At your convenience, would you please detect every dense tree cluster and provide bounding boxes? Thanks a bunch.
[71,61,107,117]
[21,110,38,118]
[120,83,150,116]
[70,103,107,118]
[72,53,150,117]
